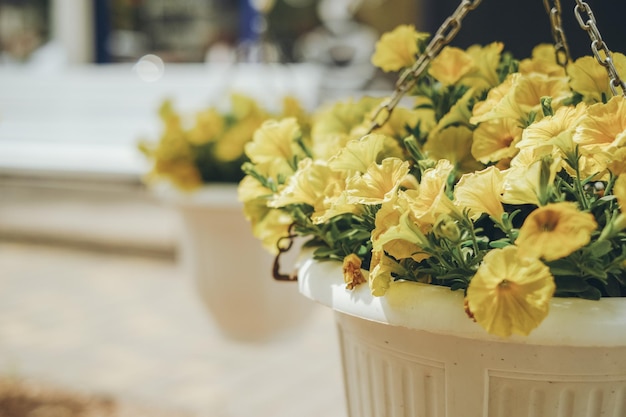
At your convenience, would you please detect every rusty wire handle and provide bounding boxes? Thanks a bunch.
[272,223,299,281]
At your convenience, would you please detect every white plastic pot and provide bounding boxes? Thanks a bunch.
[159,184,313,342]
[297,251,626,417]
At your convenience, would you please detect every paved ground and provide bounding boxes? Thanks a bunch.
[0,241,347,417]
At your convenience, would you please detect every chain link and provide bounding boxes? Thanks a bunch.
[367,0,482,133]
[574,0,626,97]
[272,0,481,281]
[543,0,571,68]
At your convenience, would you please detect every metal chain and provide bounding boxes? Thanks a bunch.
[574,0,626,97]
[272,0,482,281]
[543,0,571,68]
[367,0,482,133]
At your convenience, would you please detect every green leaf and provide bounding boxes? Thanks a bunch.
[588,240,613,257]
[605,275,622,297]
[553,275,589,293]
[578,286,602,300]
[489,239,511,249]
[548,259,584,276]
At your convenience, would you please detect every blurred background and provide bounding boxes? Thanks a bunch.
[0,0,624,416]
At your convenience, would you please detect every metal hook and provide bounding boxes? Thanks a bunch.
[272,223,299,281]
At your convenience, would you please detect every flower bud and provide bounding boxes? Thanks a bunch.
[433,214,461,242]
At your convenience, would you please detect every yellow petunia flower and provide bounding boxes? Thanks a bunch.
[428,46,474,86]
[371,193,427,263]
[567,53,626,103]
[466,246,555,337]
[503,157,560,206]
[312,190,363,224]
[471,73,514,120]
[608,148,626,176]
[346,158,411,205]
[516,103,587,173]
[371,25,428,72]
[237,174,270,205]
[454,166,505,222]
[271,159,351,224]
[471,117,523,164]
[188,108,224,146]
[281,95,310,131]
[615,174,626,211]
[574,95,626,153]
[312,97,382,137]
[516,202,598,261]
[518,44,566,77]
[230,92,267,120]
[608,175,626,235]
[405,159,455,226]
[328,133,387,173]
[373,106,421,140]
[368,250,409,296]
[251,209,295,256]
[244,117,304,170]
[152,160,202,190]
[310,132,352,161]
[368,251,392,296]
[471,72,571,125]
[215,118,259,162]
[518,102,587,151]
[270,158,333,209]
[424,125,482,175]
[461,42,504,89]
[372,209,431,262]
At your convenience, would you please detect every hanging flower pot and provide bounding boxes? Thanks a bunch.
[159,184,313,342]
[237,1,626,413]
[138,93,316,342]
[297,250,626,417]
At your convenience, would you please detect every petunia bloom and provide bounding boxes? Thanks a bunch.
[428,46,474,86]
[346,158,411,205]
[371,25,428,72]
[567,53,626,103]
[471,117,523,165]
[244,117,304,171]
[328,134,387,173]
[615,174,626,211]
[518,44,566,77]
[466,246,556,337]
[516,202,598,261]
[574,95,626,154]
[454,166,505,222]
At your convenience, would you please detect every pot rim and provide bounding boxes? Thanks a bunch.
[151,183,241,209]
[297,250,626,347]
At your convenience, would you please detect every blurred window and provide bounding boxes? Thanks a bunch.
[0,0,51,65]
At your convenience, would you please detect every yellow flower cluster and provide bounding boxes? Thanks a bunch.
[139,94,308,190]
[239,24,626,338]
